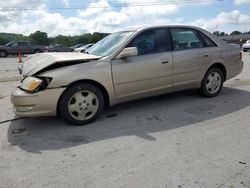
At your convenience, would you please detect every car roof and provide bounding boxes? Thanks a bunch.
[117,25,203,33]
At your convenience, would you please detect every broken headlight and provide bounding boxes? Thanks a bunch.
[20,76,52,92]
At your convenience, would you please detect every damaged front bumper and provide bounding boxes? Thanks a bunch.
[11,87,66,117]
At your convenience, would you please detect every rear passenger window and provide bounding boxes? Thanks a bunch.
[199,32,217,47]
[128,28,169,55]
[171,28,204,51]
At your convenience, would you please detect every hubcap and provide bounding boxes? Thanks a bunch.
[206,72,222,94]
[68,90,99,121]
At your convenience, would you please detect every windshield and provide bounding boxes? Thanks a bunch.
[86,31,134,57]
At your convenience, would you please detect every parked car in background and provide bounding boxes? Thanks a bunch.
[71,44,85,50]
[73,44,94,52]
[242,40,250,52]
[45,44,73,52]
[12,25,243,125]
[44,44,56,51]
[0,41,45,57]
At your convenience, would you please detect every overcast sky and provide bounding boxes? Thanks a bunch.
[0,0,250,36]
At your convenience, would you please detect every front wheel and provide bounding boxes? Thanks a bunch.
[199,68,224,98]
[59,83,105,125]
[0,50,8,57]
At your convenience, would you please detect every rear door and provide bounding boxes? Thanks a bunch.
[111,28,173,101]
[170,27,220,89]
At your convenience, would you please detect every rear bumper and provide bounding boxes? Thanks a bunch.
[226,60,244,81]
[11,87,65,117]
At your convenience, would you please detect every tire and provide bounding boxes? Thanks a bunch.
[199,67,224,98]
[59,83,105,125]
[0,50,8,57]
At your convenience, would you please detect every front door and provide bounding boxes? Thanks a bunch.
[111,28,173,101]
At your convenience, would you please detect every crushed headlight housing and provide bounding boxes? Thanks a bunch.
[20,76,52,92]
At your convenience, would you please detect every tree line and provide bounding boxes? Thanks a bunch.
[1,30,250,46]
[213,30,250,36]
[0,31,110,46]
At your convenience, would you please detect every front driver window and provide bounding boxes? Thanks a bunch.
[128,29,169,55]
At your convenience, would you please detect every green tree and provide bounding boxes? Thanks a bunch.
[0,33,31,42]
[69,36,80,46]
[54,35,72,46]
[78,33,92,44]
[90,32,109,43]
[0,37,8,45]
[230,31,242,35]
[30,31,49,45]
[220,32,227,36]
[213,31,220,36]
[89,32,102,43]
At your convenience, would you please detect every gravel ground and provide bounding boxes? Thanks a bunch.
[0,52,250,188]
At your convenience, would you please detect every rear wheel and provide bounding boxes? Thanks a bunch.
[59,83,104,125]
[199,68,224,97]
[0,50,8,57]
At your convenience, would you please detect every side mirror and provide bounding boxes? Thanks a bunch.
[117,47,138,59]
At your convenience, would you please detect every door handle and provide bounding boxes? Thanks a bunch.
[161,60,169,64]
[203,54,209,57]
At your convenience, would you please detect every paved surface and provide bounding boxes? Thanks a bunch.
[0,53,250,188]
[0,56,23,82]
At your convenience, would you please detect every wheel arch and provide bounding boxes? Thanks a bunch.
[57,79,110,115]
[207,63,227,82]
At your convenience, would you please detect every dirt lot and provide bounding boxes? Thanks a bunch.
[1,53,250,188]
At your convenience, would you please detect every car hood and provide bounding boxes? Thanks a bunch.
[243,43,250,48]
[20,52,101,76]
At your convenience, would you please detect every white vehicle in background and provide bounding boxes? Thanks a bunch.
[74,44,94,53]
[71,44,85,50]
[242,40,250,52]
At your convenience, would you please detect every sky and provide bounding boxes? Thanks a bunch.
[0,0,249,37]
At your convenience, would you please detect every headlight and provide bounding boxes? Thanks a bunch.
[20,77,44,92]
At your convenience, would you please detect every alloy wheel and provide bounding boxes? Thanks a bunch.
[68,90,99,121]
[205,72,222,95]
